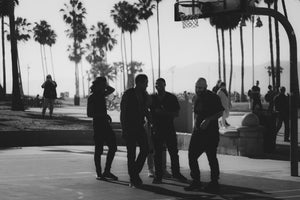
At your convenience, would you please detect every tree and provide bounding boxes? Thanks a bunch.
[33,20,57,80]
[0,0,25,110]
[60,0,87,105]
[136,0,156,92]
[1,15,6,95]
[89,61,116,82]
[111,1,130,91]
[264,0,276,89]
[155,0,163,78]
[127,61,143,88]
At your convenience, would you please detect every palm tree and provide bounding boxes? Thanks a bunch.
[274,0,280,91]
[122,3,139,70]
[155,0,163,78]
[60,0,87,105]
[1,0,27,111]
[89,61,116,82]
[111,1,129,91]
[127,61,143,88]
[1,15,6,95]
[89,22,117,63]
[136,0,155,92]
[33,20,57,80]
[264,0,275,89]
[45,26,57,80]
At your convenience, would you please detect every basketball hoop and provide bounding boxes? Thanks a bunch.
[180,14,199,29]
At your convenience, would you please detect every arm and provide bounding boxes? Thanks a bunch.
[104,85,115,96]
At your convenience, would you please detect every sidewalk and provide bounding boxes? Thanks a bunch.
[0,145,299,200]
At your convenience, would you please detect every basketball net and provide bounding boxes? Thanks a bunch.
[180,14,199,29]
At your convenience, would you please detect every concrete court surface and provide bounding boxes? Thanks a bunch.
[0,145,299,200]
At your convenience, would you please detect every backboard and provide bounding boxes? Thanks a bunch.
[174,0,245,21]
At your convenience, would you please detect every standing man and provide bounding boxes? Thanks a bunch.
[184,78,224,193]
[41,74,57,119]
[120,74,150,187]
[265,85,276,111]
[150,78,187,184]
[274,86,290,142]
[87,77,118,181]
[251,80,262,111]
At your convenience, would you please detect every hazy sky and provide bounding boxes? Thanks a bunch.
[1,0,300,96]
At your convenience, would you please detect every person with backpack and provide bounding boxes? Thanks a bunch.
[87,77,118,181]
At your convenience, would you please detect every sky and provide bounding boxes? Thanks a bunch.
[1,0,300,97]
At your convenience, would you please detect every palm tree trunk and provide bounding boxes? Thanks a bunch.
[229,28,233,95]
[240,25,245,102]
[9,11,24,110]
[216,27,221,80]
[274,0,281,91]
[42,45,48,75]
[221,28,226,84]
[146,20,155,93]
[130,32,133,69]
[281,0,288,19]
[120,32,126,91]
[75,61,80,105]
[40,45,46,81]
[122,33,129,89]
[17,57,24,96]
[49,47,55,80]
[267,3,275,89]
[156,1,161,78]
[80,61,85,98]
[1,16,6,95]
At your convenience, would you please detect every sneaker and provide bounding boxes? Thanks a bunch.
[173,173,188,182]
[184,181,202,191]
[204,181,220,194]
[129,176,143,188]
[103,171,118,180]
[163,170,172,178]
[96,175,107,181]
[152,177,162,184]
[148,169,155,178]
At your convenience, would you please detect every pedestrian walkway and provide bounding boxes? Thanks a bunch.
[0,146,299,200]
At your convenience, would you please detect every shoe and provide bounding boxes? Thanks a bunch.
[204,181,220,194]
[184,181,202,191]
[96,175,107,181]
[148,169,155,178]
[173,173,188,182]
[163,170,172,178]
[152,177,162,184]
[129,176,142,188]
[135,175,143,185]
[102,171,118,180]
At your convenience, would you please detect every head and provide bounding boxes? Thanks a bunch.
[256,80,259,86]
[195,77,207,96]
[46,74,52,81]
[135,74,148,92]
[90,76,107,93]
[219,82,226,89]
[216,79,222,86]
[155,78,166,93]
[280,86,286,94]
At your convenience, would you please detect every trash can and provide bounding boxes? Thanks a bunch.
[253,110,277,153]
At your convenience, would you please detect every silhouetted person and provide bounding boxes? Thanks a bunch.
[251,80,262,111]
[120,74,150,187]
[274,86,290,142]
[184,78,224,193]
[217,82,231,127]
[41,75,57,118]
[212,80,222,94]
[265,85,276,111]
[150,78,187,184]
[87,77,118,181]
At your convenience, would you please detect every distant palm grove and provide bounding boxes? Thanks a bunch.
[0,0,294,110]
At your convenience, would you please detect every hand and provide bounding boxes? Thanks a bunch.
[107,114,112,123]
[200,119,210,130]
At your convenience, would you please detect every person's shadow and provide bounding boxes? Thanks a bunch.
[105,179,279,200]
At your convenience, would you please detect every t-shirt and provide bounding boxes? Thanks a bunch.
[42,81,57,99]
[87,92,107,118]
[151,92,180,131]
[193,90,224,137]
